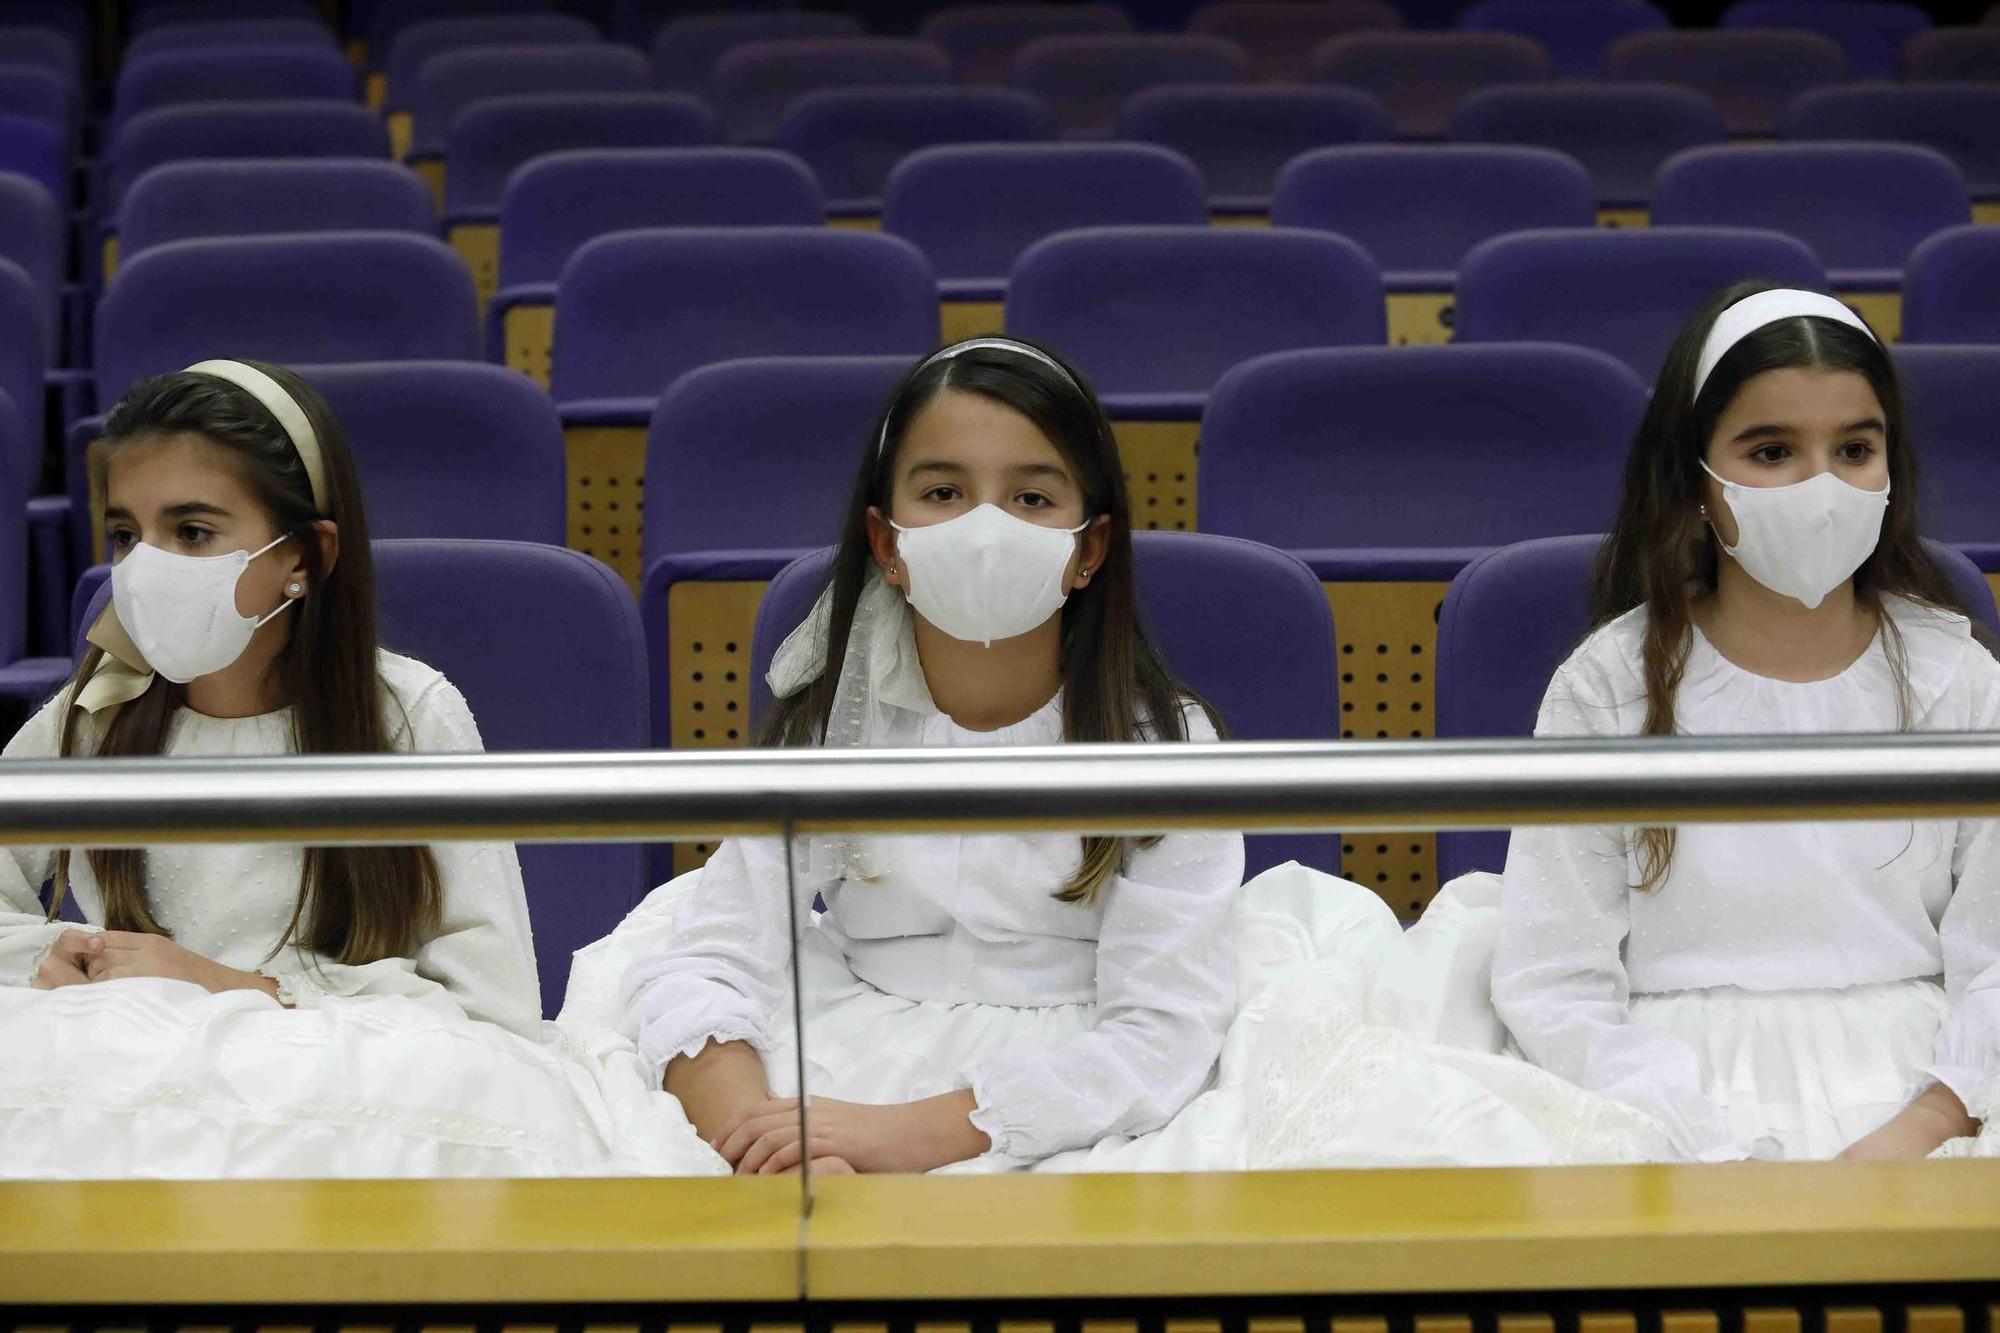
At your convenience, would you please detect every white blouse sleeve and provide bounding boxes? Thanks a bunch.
[0,694,83,986]
[1926,644,2000,1121]
[1491,664,1748,1161]
[619,834,808,1088]
[964,708,1245,1160]
[261,673,543,1039]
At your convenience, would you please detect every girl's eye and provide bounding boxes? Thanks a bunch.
[1016,491,1051,508]
[1750,444,1789,464]
[176,523,213,546]
[921,485,959,503]
[106,528,135,550]
[1839,441,1876,462]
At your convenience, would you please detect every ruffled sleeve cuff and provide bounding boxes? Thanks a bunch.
[1921,1063,1998,1126]
[1926,1011,1998,1125]
[636,1017,774,1091]
[263,962,326,1010]
[964,1057,1030,1160]
[11,922,94,987]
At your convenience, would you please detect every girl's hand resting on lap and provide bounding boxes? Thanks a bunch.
[80,931,281,999]
[715,1091,992,1174]
[33,930,102,988]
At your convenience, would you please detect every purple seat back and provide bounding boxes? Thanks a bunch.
[1433,534,1999,879]
[1455,0,1668,77]
[499,147,823,290]
[0,390,27,672]
[0,260,43,463]
[0,113,63,205]
[384,13,600,111]
[1190,1,1405,83]
[1784,83,2000,201]
[1652,143,1968,289]
[650,12,863,91]
[713,37,951,145]
[120,159,438,261]
[129,18,336,58]
[0,26,76,82]
[1271,144,1594,287]
[550,228,937,411]
[363,0,558,66]
[110,100,389,208]
[1454,226,1827,382]
[1200,343,1643,556]
[1115,86,1394,211]
[777,87,1057,211]
[1903,225,2000,345]
[1450,81,1724,206]
[1309,32,1550,139]
[444,93,717,216]
[1901,27,2000,80]
[0,174,60,360]
[300,361,566,545]
[921,5,1133,84]
[882,142,1207,290]
[1010,34,1249,138]
[0,64,70,135]
[113,44,358,138]
[1721,0,1929,78]
[133,0,319,28]
[411,45,649,158]
[1895,345,2000,562]
[1603,30,1846,136]
[95,233,478,404]
[749,532,1342,877]
[1007,227,1384,414]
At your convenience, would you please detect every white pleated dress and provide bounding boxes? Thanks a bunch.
[1493,595,2000,1160]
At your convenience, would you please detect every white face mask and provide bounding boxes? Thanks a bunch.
[891,503,1088,647]
[111,535,295,683]
[1701,461,1889,610]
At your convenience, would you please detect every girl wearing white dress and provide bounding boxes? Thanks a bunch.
[1492,285,2000,1162]
[0,360,540,1035]
[618,336,1247,1175]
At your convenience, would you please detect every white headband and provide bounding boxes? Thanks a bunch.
[878,338,1082,456]
[1693,289,1877,402]
[184,358,328,514]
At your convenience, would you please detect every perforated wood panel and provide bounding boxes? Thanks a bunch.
[1598,207,1649,228]
[365,71,385,111]
[1387,292,1454,345]
[387,110,413,165]
[505,303,555,388]
[1976,201,2000,225]
[564,426,647,592]
[1844,290,1902,342]
[1325,579,1449,919]
[412,156,445,211]
[666,579,767,877]
[939,300,1005,345]
[1111,419,1199,531]
[101,234,119,284]
[448,222,501,308]
[827,216,883,231]
[1210,213,1270,228]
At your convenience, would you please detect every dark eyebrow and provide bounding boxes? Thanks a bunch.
[1012,462,1073,484]
[1729,423,1796,443]
[163,501,232,518]
[904,460,967,479]
[1840,418,1887,435]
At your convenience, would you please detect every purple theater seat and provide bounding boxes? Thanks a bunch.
[112,44,358,139]
[921,4,1133,84]
[383,13,600,113]
[0,386,66,710]
[443,93,717,221]
[749,532,1341,877]
[1783,84,2000,204]
[1900,26,2000,81]
[1902,225,2000,344]
[0,64,71,137]
[0,26,77,83]
[1450,82,1724,208]
[1721,0,1929,78]
[777,87,1057,215]
[1199,343,1643,581]
[119,159,439,263]
[1115,86,1394,214]
[1454,226,1829,382]
[882,142,1207,303]
[1272,144,1594,291]
[1006,226,1383,419]
[0,175,61,361]
[1433,534,1998,880]
[108,100,390,209]
[1895,345,2000,574]
[0,113,63,206]
[617,0,805,51]
[1651,143,1968,291]
[69,538,650,1018]
[410,46,650,162]
[650,11,863,91]
[128,18,336,58]
[1190,1,1404,83]
[550,228,937,429]
[363,0,560,69]
[0,259,45,462]
[300,361,566,546]
[132,0,320,30]
[1009,34,1249,139]
[1309,32,1550,140]
[1603,30,1846,137]
[1455,0,1669,78]
[712,37,952,146]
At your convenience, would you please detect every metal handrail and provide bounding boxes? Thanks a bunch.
[4,733,1999,847]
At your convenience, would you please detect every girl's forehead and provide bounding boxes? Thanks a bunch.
[105,434,258,508]
[1720,365,1883,422]
[900,389,1069,474]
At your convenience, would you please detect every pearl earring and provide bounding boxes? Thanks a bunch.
[287,582,302,596]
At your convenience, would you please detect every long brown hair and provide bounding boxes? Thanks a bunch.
[1592,281,1976,890]
[760,336,1221,904]
[54,363,442,963]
